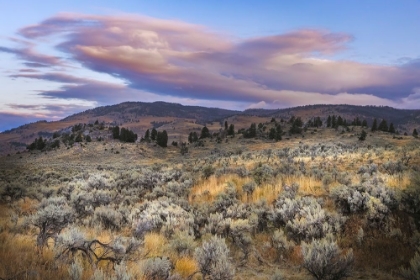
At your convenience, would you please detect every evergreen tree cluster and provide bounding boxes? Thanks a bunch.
[156,130,168,147]
[26,137,46,151]
[268,124,283,141]
[143,128,167,147]
[326,115,347,128]
[200,126,211,139]
[188,132,199,143]
[371,118,395,133]
[227,123,235,137]
[289,116,303,134]
[243,123,257,138]
[351,117,368,127]
[112,126,138,142]
[306,117,323,128]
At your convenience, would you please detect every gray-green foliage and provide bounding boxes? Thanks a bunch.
[194,236,234,280]
[253,164,274,185]
[31,196,74,249]
[301,236,353,280]
[113,262,133,280]
[132,198,194,238]
[93,206,124,230]
[168,231,196,256]
[68,259,84,280]
[271,229,295,261]
[141,257,171,280]
[271,187,342,241]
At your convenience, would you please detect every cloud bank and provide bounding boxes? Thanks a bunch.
[1,13,420,129]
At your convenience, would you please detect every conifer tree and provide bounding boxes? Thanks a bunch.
[371,119,378,132]
[151,128,157,141]
[388,123,395,134]
[112,126,120,139]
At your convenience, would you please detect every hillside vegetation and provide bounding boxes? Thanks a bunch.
[0,105,420,279]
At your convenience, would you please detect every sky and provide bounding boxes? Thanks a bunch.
[1,0,420,131]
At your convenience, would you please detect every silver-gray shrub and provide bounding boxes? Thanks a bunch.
[132,198,194,238]
[271,229,295,261]
[330,185,369,214]
[68,259,84,280]
[112,262,133,280]
[90,269,106,280]
[212,183,238,213]
[30,196,74,249]
[271,193,343,241]
[194,236,234,280]
[242,181,256,198]
[252,164,274,185]
[301,235,353,280]
[204,213,231,237]
[225,203,251,220]
[229,219,253,261]
[93,206,124,231]
[168,231,196,256]
[141,257,171,280]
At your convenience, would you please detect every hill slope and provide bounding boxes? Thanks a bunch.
[1,102,419,155]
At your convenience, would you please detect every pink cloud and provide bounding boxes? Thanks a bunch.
[6,13,419,109]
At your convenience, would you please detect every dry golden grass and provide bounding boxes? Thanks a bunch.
[15,198,38,216]
[0,232,68,280]
[174,257,199,278]
[189,175,247,204]
[143,232,167,257]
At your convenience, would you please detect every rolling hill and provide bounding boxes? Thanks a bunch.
[1,102,419,155]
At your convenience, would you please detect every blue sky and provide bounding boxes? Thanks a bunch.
[1,0,420,131]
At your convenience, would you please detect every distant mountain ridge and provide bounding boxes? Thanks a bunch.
[1,102,420,156]
[63,101,240,124]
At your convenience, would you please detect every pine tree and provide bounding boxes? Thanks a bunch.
[156,130,168,147]
[144,129,150,140]
[151,128,157,141]
[378,119,388,132]
[112,126,120,139]
[337,116,344,126]
[359,130,367,141]
[200,126,211,139]
[228,124,235,136]
[388,123,395,134]
[332,115,337,128]
[224,121,228,130]
[327,115,332,128]
[413,129,418,137]
[371,119,378,132]
[362,119,368,128]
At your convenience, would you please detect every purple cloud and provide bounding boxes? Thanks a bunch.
[3,13,418,109]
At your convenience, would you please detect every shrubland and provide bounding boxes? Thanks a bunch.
[0,117,419,279]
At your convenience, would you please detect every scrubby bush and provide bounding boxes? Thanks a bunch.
[141,257,172,280]
[194,236,235,280]
[132,199,194,238]
[30,196,74,249]
[401,172,420,215]
[93,206,124,230]
[68,259,84,280]
[169,231,196,256]
[271,229,295,261]
[302,236,353,280]
[252,164,274,185]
